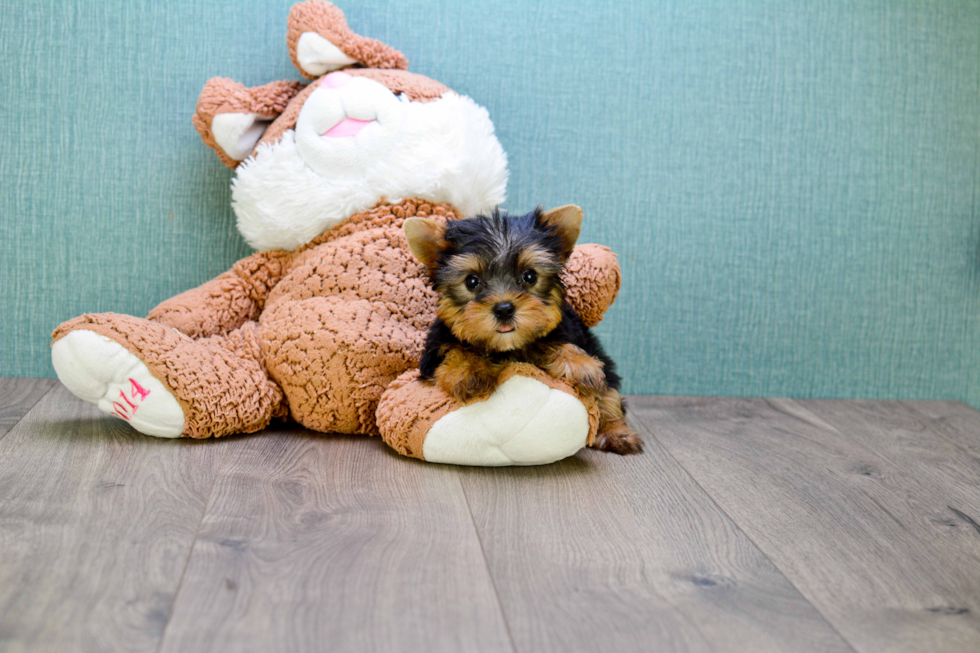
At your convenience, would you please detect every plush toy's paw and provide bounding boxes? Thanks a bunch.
[377,364,601,466]
[51,330,185,438]
[592,421,644,455]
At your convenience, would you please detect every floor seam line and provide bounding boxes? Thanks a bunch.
[630,403,862,653]
[0,379,58,446]
[153,444,225,653]
[458,470,520,653]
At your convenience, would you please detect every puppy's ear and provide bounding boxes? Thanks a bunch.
[539,205,583,260]
[404,218,448,269]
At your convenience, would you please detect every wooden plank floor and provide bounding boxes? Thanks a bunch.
[1,380,978,652]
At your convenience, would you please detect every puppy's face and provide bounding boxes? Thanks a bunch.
[405,206,583,352]
[433,239,564,352]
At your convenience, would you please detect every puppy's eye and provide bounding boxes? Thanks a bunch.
[465,274,481,291]
[522,269,538,285]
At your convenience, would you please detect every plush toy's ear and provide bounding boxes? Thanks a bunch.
[538,205,584,261]
[287,0,408,79]
[403,218,448,270]
[193,78,307,168]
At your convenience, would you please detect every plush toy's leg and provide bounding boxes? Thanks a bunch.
[52,314,285,439]
[376,364,599,466]
[52,328,185,437]
[261,297,424,436]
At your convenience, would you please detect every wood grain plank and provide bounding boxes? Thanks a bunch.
[457,423,854,653]
[0,377,57,439]
[632,396,980,653]
[798,399,980,547]
[159,429,514,653]
[901,400,980,465]
[0,385,222,653]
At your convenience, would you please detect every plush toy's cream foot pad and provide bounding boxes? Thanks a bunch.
[377,365,600,466]
[424,376,589,465]
[51,330,185,438]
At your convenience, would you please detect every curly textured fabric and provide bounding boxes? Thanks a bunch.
[377,365,600,461]
[345,69,448,102]
[52,198,621,440]
[259,199,455,433]
[255,82,317,156]
[149,249,292,337]
[193,78,307,169]
[286,0,409,77]
[562,244,621,328]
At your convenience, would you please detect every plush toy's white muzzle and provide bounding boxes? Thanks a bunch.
[230,77,508,251]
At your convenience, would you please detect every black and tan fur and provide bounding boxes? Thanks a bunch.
[403,206,642,455]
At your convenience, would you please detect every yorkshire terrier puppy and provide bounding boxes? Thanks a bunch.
[403,206,642,454]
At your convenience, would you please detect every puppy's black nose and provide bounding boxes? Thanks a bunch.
[493,301,516,321]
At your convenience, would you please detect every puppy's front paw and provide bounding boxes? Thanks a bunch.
[592,421,644,455]
[542,344,606,397]
[435,348,500,403]
[438,372,498,403]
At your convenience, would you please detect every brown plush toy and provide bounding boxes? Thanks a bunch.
[51,0,622,466]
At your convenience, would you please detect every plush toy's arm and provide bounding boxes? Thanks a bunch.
[563,244,621,328]
[148,250,290,338]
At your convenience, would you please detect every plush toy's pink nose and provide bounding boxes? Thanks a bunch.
[322,72,353,89]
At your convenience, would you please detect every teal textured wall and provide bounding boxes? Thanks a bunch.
[2,1,979,404]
